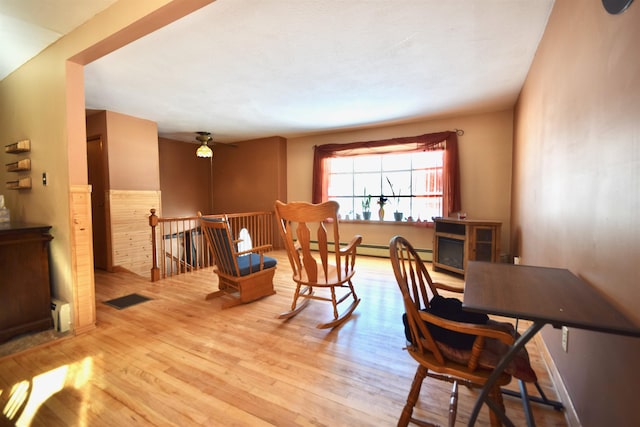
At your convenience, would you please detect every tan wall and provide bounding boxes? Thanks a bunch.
[287,110,514,255]
[105,111,160,191]
[512,0,640,425]
[159,137,212,217]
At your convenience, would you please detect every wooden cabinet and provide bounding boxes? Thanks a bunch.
[0,223,53,342]
[432,217,501,275]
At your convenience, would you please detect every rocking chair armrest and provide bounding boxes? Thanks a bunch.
[418,311,515,345]
[236,244,273,257]
[433,282,464,294]
[338,235,363,255]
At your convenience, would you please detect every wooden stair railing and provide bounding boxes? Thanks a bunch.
[149,209,275,281]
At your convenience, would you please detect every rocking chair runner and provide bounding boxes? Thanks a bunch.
[274,200,362,329]
[389,235,537,427]
[199,214,276,308]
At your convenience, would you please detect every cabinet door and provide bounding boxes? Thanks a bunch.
[470,226,496,262]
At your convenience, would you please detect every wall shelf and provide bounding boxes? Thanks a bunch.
[6,176,32,190]
[6,158,31,172]
[5,139,31,153]
[4,139,32,190]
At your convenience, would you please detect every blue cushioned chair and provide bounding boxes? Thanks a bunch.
[199,214,276,308]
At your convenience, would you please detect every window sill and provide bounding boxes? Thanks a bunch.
[339,219,434,228]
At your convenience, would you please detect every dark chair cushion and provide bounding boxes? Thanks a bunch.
[236,254,277,276]
[403,295,489,350]
[435,320,538,382]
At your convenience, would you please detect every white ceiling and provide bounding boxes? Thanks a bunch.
[0,0,117,80]
[3,0,555,144]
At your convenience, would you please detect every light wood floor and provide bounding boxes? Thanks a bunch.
[0,251,569,426]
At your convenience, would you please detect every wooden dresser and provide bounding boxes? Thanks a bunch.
[0,223,53,342]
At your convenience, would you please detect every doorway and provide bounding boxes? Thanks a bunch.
[87,136,110,270]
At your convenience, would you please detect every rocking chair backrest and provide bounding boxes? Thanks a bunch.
[200,216,239,277]
[389,235,446,363]
[274,200,343,284]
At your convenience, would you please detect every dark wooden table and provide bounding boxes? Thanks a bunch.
[463,261,640,427]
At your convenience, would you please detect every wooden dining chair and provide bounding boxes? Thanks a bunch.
[389,235,537,427]
[274,200,363,328]
[199,214,276,308]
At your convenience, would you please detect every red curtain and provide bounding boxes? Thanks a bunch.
[312,131,461,216]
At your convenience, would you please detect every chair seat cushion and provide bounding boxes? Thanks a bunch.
[435,320,538,383]
[402,296,538,382]
[237,254,277,276]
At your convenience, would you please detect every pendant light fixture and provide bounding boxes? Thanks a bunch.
[195,131,213,158]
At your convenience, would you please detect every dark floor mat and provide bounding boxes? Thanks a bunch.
[104,293,152,310]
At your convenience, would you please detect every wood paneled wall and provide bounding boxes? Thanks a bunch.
[69,185,96,334]
[109,190,161,277]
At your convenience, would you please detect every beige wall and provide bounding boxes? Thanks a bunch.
[513,0,640,425]
[287,110,514,255]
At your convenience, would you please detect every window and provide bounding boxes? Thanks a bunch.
[326,150,444,221]
[312,131,461,221]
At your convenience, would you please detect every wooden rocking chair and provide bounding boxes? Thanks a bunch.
[199,214,277,308]
[274,200,362,329]
[389,235,538,427]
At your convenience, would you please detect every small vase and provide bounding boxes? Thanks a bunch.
[362,211,372,220]
[394,212,403,222]
[378,207,385,221]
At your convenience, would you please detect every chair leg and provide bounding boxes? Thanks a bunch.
[448,380,458,427]
[278,285,313,320]
[488,383,507,427]
[330,286,339,319]
[398,365,428,427]
[348,278,358,301]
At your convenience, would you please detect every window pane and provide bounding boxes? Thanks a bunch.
[413,150,443,167]
[330,197,354,218]
[327,149,444,221]
[382,152,412,172]
[330,157,353,172]
[354,173,381,198]
[328,173,353,196]
[353,155,381,172]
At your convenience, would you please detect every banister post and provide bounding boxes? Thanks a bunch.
[149,208,160,282]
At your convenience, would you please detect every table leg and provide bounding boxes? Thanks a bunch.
[468,321,545,426]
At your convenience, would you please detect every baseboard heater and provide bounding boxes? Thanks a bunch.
[51,298,71,332]
[310,241,432,261]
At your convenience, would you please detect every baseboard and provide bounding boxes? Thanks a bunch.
[534,333,581,427]
[310,241,432,260]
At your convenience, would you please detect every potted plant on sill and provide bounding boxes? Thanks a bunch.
[386,177,403,221]
[362,190,372,220]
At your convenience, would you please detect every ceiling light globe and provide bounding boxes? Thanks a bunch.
[196,144,213,158]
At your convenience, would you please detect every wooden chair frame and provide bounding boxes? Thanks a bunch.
[274,200,362,329]
[199,214,276,308]
[389,235,517,427]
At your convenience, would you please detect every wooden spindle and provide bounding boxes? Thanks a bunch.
[149,208,160,282]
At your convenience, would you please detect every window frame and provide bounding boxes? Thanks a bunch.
[325,151,445,221]
[312,131,461,219]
